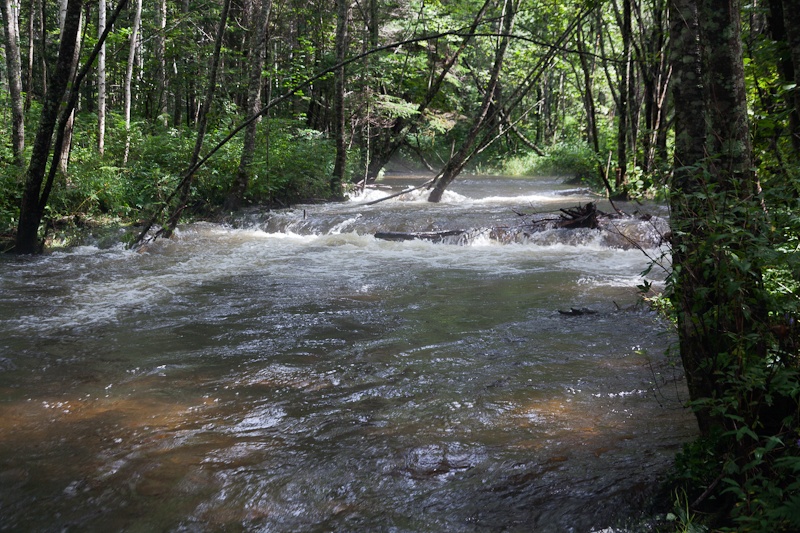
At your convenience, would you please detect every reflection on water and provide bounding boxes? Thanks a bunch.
[0,175,695,532]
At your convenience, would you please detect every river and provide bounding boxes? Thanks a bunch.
[0,174,697,532]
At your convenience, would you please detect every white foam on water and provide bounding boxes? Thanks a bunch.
[8,233,649,334]
[230,405,286,434]
[474,193,592,207]
[4,187,662,335]
[348,186,470,205]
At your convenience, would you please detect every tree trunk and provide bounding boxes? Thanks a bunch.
[669,0,712,435]
[576,21,604,183]
[37,0,46,97]
[616,0,632,190]
[122,0,141,165]
[24,0,35,110]
[154,0,167,126]
[15,0,83,254]
[700,0,753,181]
[782,0,800,152]
[1,0,25,166]
[97,0,106,155]
[428,0,516,202]
[0,0,25,167]
[162,0,230,237]
[669,0,767,436]
[331,0,351,197]
[224,0,272,211]
[56,0,83,175]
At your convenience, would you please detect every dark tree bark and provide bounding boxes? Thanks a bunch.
[15,0,84,254]
[1,0,25,166]
[670,0,712,435]
[669,0,767,436]
[56,1,83,175]
[616,0,632,190]
[331,0,352,197]
[224,0,272,211]
[576,21,604,182]
[782,0,800,152]
[635,0,670,173]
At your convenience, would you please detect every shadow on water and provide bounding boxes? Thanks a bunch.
[0,175,696,532]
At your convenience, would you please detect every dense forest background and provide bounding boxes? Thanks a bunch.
[2,0,800,529]
[1,0,680,247]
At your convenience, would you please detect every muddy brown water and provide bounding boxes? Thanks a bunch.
[0,175,696,532]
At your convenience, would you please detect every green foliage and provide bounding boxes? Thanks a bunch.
[247,120,337,205]
[501,141,599,181]
[666,489,708,533]
[623,165,670,201]
[666,161,800,531]
[0,165,23,246]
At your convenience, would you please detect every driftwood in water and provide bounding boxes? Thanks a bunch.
[557,202,599,229]
[558,307,598,316]
[374,203,601,244]
[373,202,670,250]
[374,229,471,244]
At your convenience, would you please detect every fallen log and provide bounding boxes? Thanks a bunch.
[558,307,598,316]
[374,229,472,244]
[372,203,669,249]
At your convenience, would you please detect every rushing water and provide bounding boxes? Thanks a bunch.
[0,175,696,532]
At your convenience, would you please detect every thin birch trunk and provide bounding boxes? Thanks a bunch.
[97,0,106,155]
[122,0,142,165]
[155,0,167,126]
[1,0,25,166]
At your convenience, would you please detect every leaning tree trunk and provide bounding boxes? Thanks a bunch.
[56,0,82,174]
[1,0,25,166]
[428,0,516,203]
[224,0,272,211]
[365,0,493,181]
[15,0,83,254]
[162,0,230,237]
